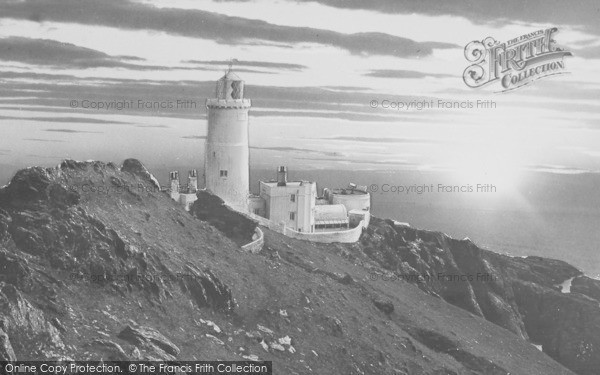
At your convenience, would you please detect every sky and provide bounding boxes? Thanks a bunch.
[0,0,599,185]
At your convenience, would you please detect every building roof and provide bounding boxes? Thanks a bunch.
[219,70,242,81]
[329,186,369,195]
[314,204,348,223]
[261,180,313,187]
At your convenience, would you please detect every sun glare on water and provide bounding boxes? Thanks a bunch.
[449,154,521,193]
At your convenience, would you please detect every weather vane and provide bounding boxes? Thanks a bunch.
[227,58,238,73]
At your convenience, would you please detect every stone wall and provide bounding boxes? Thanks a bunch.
[283,221,365,243]
[247,212,364,244]
[241,227,264,253]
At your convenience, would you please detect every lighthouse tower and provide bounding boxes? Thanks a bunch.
[204,69,251,211]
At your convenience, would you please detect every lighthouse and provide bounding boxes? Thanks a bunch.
[204,69,251,211]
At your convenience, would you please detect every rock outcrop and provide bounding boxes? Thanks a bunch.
[190,190,256,246]
[513,280,600,374]
[358,218,598,375]
[0,284,64,358]
[571,275,600,301]
[0,325,16,361]
[120,158,161,189]
[0,160,234,361]
[117,323,180,360]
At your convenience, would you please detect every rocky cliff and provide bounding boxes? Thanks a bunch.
[0,159,593,374]
[355,219,600,375]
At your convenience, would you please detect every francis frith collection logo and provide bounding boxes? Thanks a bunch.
[463,27,572,92]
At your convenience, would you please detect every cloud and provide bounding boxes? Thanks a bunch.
[23,138,66,143]
[0,37,143,70]
[250,110,421,122]
[0,37,203,71]
[295,156,416,167]
[571,46,600,59]
[117,55,147,62]
[250,146,343,157]
[186,59,306,71]
[322,86,371,91]
[283,0,600,34]
[24,154,63,159]
[365,69,454,79]
[0,0,457,58]
[526,164,598,174]
[44,128,102,133]
[321,136,437,144]
[135,125,169,128]
[0,115,129,124]
[182,135,207,139]
[0,73,442,121]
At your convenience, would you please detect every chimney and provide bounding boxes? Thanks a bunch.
[277,166,287,186]
[188,169,198,193]
[169,171,180,200]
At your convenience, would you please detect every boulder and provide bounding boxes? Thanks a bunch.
[373,298,394,315]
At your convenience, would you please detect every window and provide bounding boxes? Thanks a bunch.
[289,212,295,221]
[253,208,260,215]
[290,194,296,202]
[231,81,242,99]
[220,170,228,177]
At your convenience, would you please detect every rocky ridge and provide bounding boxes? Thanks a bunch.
[0,159,592,374]
[351,218,600,375]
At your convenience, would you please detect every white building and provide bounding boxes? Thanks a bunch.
[256,166,316,233]
[168,68,371,242]
[169,170,199,211]
[323,184,371,228]
[249,166,370,234]
[204,70,251,212]
[314,204,349,231]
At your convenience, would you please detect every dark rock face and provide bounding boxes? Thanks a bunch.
[361,220,532,338]
[180,265,234,313]
[88,339,129,361]
[0,167,80,208]
[190,190,256,246]
[0,249,31,288]
[120,159,160,189]
[0,284,64,358]
[571,276,600,301]
[407,328,510,375]
[0,160,235,361]
[359,218,598,375]
[0,326,16,361]
[117,324,180,360]
[513,281,600,375]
